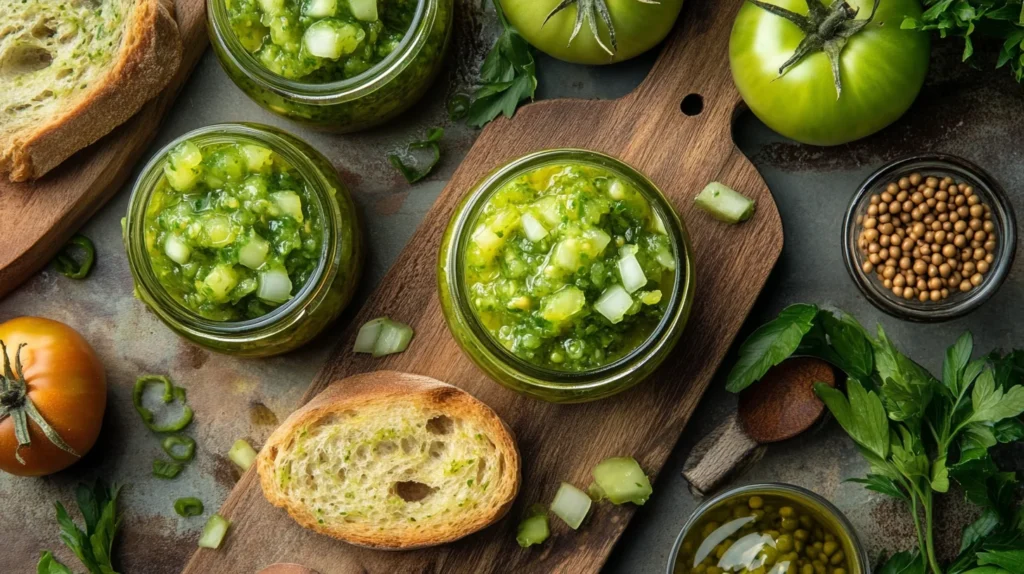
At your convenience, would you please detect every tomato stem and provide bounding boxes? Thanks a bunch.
[745,0,880,98]
[543,0,619,56]
[0,340,81,464]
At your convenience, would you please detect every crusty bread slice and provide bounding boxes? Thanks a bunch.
[257,371,521,550]
[0,0,182,182]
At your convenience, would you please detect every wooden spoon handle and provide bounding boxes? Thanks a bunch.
[681,412,763,497]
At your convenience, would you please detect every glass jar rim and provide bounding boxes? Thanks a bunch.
[444,148,693,390]
[125,123,342,339]
[666,483,872,574]
[206,0,432,105]
[842,154,1017,323]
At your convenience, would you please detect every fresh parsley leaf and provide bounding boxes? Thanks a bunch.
[961,509,1002,553]
[873,326,936,423]
[970,368,1024,424]
[815,379,890,462]
[44,482,122,574]
[978,550,1024,571]
[819,310,874,379]
[388,128,444,184]
[847,474,908,500]
[944,331,974,397]
[37,551,73,574]
[466,0,537,128]
[877,550,927,574]
[725,304,818,392]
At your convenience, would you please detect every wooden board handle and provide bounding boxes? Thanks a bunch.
[682,412,764,497]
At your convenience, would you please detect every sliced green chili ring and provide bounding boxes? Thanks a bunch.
[388,128,444,184]
[153,458,184,479]
[447,94,470,121]
[53,234,95,279]
[133,375,194,433]
[162,434,196,462]
[174,497,204,517]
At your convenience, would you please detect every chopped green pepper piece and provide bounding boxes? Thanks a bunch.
[174,497,205,517]
[388,128,443,183]
[53,235,95,279]
[516,504,550,548]
[162,435,197,462]
[153,459,184,479]
[133,375,194,433]
[447,94,470,121]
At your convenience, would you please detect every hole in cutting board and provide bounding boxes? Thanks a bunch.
[681,94,704,116]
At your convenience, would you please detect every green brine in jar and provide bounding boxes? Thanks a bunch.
[464,163,677,372]
[145,139,323,321]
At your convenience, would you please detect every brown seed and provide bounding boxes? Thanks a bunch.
[986,253,994,263]
[905,289,915,301]
[885,184,898,195]
[943,222,952,232]
[967,193,980,205]
[942,288,950,298]
[902,238,915,251]
[926,177,939,188]
[950,211,960,223]
[879,222,894,234]
[971,240,982,249]
[878,202,890,214]
[901,257,913,270]
[879,249,890,261]
[960,280,972,292]
[909,173,922,186]
[883,278,893,288]
[983,220,994,233]
[881,191,894,202]
[958,206,970,217]
[889,246,901,259]
[902,200,914,213]
[955,195,966,206]
[900,213,912,224]
[942,244,957,258]
[934,230,947,243]
[984,240,997,252]
[924,231,935,243]
[916,278,928,291]
[919,291,930,302]
[911,191,924,204]
[896,191,908,202]
[879,213,892,223]
[935,202,947,213]
[935,190,948,202]
[974,248,986,261]
[879,235,890,247]
[970,204,984,218]
[939,263,951,277]
[963,261,976,275]
[930,290,942,302]
[928,277,942,290]
[971,273,983,286]
[924,187,935,199]
[862,261,874,273]
[899,177,911,190]
[893,275,906,288]
[893,285,904,297]
[883,266,897,279]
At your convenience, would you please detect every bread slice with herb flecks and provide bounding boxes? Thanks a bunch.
[256,371,521,550]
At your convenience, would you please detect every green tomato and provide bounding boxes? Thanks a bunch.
[729,0,930,146]
[500,0,685,65]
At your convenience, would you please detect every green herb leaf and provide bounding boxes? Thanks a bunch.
[49,482,121,574]
[726,304,819,392]
[820,311,873,379]
[978,550,1024,571]
[913,0,1024,83]
[873,326,936,423]
[53,235,96,280]
[877,550,927,574]
[970,369,1024,424]
[944,331,974,397]
[815,379,889,462]
[37,551,73,574]
[846,474,907,500]
[388,128,444,184]
[961,509,1001,553]
[153,459,184,479]
[466,2,537,128]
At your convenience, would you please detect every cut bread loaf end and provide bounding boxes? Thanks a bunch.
[257,371,522,550]
[0,0,182,182]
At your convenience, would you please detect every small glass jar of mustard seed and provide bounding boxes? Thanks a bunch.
[843,155,1016,322]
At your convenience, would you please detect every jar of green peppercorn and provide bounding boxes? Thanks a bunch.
[668,484,870,574]
[124,123,362,356]
[207,0,453,131]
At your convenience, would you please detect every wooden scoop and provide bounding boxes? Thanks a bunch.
[682,358,836,496]
[257,565,320,574]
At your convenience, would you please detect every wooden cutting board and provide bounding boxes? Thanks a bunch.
[185,0,784,571]
[0,0,207,299]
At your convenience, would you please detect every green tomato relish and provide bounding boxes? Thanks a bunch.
[227,0,416,82]
[144,139,323,321]
[464,163,677,372]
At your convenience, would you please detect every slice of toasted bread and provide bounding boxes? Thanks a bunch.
[0,0,182,182]
[257,371,521,550]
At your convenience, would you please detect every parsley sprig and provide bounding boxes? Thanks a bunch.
[902,1,1024,82]
[729,304,1024,574]
[37,481,123,574]
[466,0,538,128]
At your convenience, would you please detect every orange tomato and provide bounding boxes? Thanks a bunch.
[0,317,106,476]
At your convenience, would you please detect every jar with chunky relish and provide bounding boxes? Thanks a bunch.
[438,149,695,403]
[125,123,362,356]
[207,0,452,131]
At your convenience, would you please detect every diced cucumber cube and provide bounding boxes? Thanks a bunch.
[303,19,365,60]
[541,286,585,322]
[238,233,270,270]
[550,483,591,530]
[304,0,337,17]
[553,238,582,271]
[202,265,239,303]
[164,234,191,265]
[258,0,285,14]
[257,267,293,304]
[656,248,676,271]
[353,317,387,353]
[198,514,231,549]
[164,141,203,191]
[516,511,550,548]
[595,285,633,324]
[531,196,562,227]
[471,224,504,258]
[271,191,304,222]
[582,228,611,254]
[489,207,520,235]
[592,456,653,505]
[348,0,378,21]
[694,182,755,224]
[202,216,236,247]
[617,252,647,293]
[520,212,548,242]
[372,319,414,357]
[651,211,668,235]
[241,144,274,172]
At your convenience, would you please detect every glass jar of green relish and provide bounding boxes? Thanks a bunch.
[125,123,362,356]
[207,0,452,131]
[438,149,695,403]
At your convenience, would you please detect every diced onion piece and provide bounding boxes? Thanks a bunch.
[202,265,238,303]
[164,234,191,265]
[198,514,231,549]
[240,144,274,172]
[694,182,755,224]
[228,439,258,471]
[553,238,581,270]
[541,286,585,322]
[608,179,626,200]
[303,20,364,59]
[271,191,304,223]
[257,268,293,303]
[471,224,504,257]
[583,228,611,254]
[617,252,647,293]
[238,233,270,270]
[348,0,378,21]
[594,285,633,324]
[651,211,668,235]
[693,517,755,566]
[304,0,337,17]
[591,456,653,505]
[520,212,548,242]
[550,482,591,530]
[373,319,414,357]
[655,248,677,271]
[531,196,562,227]
[516,511,550,548]
[353,317,387,353]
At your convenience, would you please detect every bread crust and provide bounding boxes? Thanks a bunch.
[1,0,182,182]
[257,371,522,550]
